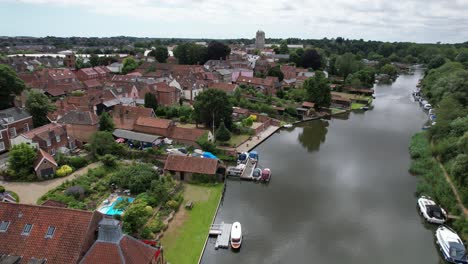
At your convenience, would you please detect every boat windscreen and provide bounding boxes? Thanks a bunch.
[449,242,466,260]
[426,205,445,219]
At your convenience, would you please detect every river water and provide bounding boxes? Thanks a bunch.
[201,69,444,264]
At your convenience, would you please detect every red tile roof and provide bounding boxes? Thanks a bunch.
[83,79,102,89]
[48,69,76,81]
[22,123,66,140]
[112,106,154,130]
[0,203,103,264]
[302,101,315,108]
[170,127,208,143]
[208,83,238,93]
[164,155,218,175]
[135,117,172,129]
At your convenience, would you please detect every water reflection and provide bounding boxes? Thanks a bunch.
[297,120,329,152]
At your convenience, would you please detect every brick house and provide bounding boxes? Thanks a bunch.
[133,117,175,137]
[34,148,58,179]
[0,107,33,152]
[11,123,73,155]
[0,203,164,264]
[46,69,79,88]
[164,155,221,181]
[111,105,155,131]
[208,83,239,95]
[236,76,279,95]
[57,110,99,143]
[76,67,99,81]
[154,83,181,106]
[170,127,213,147]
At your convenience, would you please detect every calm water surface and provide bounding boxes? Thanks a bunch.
[202,69,444,264]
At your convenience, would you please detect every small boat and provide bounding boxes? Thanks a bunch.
[283,124,293,128]
[360,106,369,110]
[417,196,447,224]
[230,222,242,249]
[252,168,262,180]
[436,225,468,263]
[237,152,249,164]
[249,151,259,161]
[261,168,271,182]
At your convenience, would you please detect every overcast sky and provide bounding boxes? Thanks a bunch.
[1,0,467,43]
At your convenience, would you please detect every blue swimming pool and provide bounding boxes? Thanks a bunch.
[98,197,135,216]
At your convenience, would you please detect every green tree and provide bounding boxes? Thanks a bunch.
[380,64,398,78]
[89,54,99,67]
[149,46,169,63]
[122,201,153,234]
[25,90,56,127]
[304,71,331,108]
[335,53,362,79]
[194,89,233,129]
[451,154,468,186]
[89,131,118,157]
[122,57,138,74]
[173,43,208,65]
[427,55,446,70]
[110,163,159,194]
[206,41,231,60]
[0,64,26,109]
[99,112,114,132]
[8,143,37,179]
[279,40,289,54]
[299,49,322,69]
[267,65,284,82]
[144,92,158,111]
[215,121,231,142]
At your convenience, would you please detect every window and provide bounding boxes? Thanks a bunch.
[0,142,5,152]
[0,221,10,232]
[9,127,16,138]
[50,149,56,156]
[46,139,51,147]
[24,123,29,133]
[56,135,61,143]
[45,226,55,238]
[22,224,33,235]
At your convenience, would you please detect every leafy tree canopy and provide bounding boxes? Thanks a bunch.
[25,90,56,127]
[304,71,331,108]
[0,64,26,109]
[194,89,233,129]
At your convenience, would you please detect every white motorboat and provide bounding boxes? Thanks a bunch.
[230,222,242,249]
[436,225,468,263]
[417,196,447,224]
[283,124,293,128]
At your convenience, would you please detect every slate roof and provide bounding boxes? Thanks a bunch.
[0,107,32,127]
[57,110,98,125]
[113,129,161,143]
[0,203,103,264]
[164,155,218,175]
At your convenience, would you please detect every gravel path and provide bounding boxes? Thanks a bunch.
[0,162,100,204]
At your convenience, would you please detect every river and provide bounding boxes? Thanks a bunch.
[201,69,445,263]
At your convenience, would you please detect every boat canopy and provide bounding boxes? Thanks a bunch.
[448,242,466,260]
[427,205,445,219]
[249,151,258,160]
[238,152,248,161]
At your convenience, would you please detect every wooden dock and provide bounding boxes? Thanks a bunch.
[209,222,232,249]
[240,159,256,180]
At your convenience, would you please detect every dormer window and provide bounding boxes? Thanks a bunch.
[0,221,10,232]
[45,226,56,238]
[22,223,33,235]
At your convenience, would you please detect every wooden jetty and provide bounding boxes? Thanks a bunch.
[209,222,232,249]
[240,159,256,180]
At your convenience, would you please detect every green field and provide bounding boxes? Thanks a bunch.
[161,183,223,264]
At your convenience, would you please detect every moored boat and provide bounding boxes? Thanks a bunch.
[417,196,447,224]
[230,222,242,249]
[261,168,271,182]
[435,225,468,263]
[252,168,262,180]
[283,124,293,128]
[238,152,249,164]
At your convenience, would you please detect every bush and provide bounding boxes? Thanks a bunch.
[0,185,5,193]
[69,156,89,169]
[56,165,73,177]
[110,164,159,194]
[166,200,179,211]
[65,186,85,199]
[192,173,217,184]
[99,154,117,168]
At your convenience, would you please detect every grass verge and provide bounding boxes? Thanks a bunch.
[161,183,223,264]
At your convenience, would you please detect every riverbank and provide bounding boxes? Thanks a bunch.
[409,132,468,239]
[161,183,223,264]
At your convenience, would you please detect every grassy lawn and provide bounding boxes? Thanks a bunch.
[351,102,366,110]
[161,183,223,264]
[227,134,250,147]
